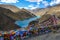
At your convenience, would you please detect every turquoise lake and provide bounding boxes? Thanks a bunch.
[15,16,40,28]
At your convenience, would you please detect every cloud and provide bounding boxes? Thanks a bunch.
[25,0,43,9]
[26,0,60,7]
[28,4,38,9]
[26,0,43,5]
[50,0,60,6]
[55,0,60,4]
[25,0,49,7]
[20,0,60,10]
[42,1,49,7]
[20,0,49,10]
[26,0,43,2]
[19,4,38,10]
[0,0,19,3]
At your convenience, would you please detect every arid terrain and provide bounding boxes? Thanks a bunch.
[0,4,60,40]
[26,32,60,40]
[0,4,35,31]
[27,4,60,40]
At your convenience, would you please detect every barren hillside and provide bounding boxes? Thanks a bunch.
[0,5,35,31]
[0,4,20,13]
[31,5,60,17]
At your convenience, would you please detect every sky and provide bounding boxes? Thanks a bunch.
[0,0,60,10]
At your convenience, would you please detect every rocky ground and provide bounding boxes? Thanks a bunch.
[26,33,60,40]
[25,29,60,40]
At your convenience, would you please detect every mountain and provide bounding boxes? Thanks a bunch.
[30,4,60,21]
[0,7,20,31]
[30,4,60,17]
[46,4,60,18]
[0,4,35,31]
[0,4,35,20]
[35,4,60,26]
[29,8,49,16]
[38,14,51,23]
[0,4,20,13]
[30,8,41,13]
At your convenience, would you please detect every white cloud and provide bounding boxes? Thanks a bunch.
[0,0,19,3]
[19,4,38,10]
[26,0,43,5]
[25,0,43,9]
[55,0,60,4]
[28,4,38,10]
[26,0,43,2]
[50,0,60,6]
[42,1,49,7]
[26,0,49,8]
[29,6,38,10]
[20,0,60,10]
[26,0,60,7]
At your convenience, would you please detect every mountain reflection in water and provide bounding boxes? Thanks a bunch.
[15,16,40,28]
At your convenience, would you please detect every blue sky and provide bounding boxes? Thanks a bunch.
[0,0,60,10]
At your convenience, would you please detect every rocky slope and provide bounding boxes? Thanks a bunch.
[0,4,35,20]
[0,7,20,31]
[25,4,60,40]
[31,5,60,25]
[31,5,60,17]
[30,8,49,16]
[0,4,35,31]
[0,4,20,13]
[46,5,60,18]
[26,32,60,40]
[38,14,51,23]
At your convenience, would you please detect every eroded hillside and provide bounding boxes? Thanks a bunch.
[0,5,35,31]
[32,5,60,17]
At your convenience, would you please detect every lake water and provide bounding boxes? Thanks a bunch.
[15,16,40,28]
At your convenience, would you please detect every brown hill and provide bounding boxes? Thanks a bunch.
[0,5,35,31]
[0,4,35,20]
[38,5,60,26]
[0,7,20,31]
[30,8,49,16]
[46,5,60,18]
[0,4,20,13]
[31,4,60,17]
[38,14,51,23]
